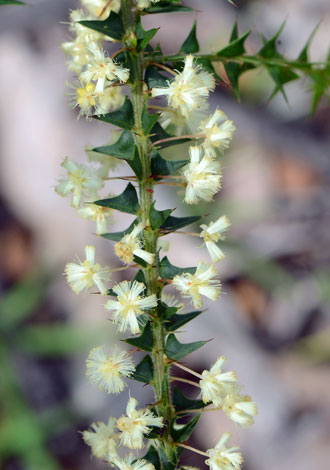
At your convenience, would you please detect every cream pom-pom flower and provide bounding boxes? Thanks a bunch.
[117,397,163,449]
[182,146,222,205]
[113,455,155,470]
[80,43,129,93]
[105,280,157,334]
[64,245,110,295]
[206,433,243,470]
[222,392,258,428]
[77,203,113,234]
[200,215,231,262]
[82,417,118,461]
[55,156,103,208]
[172,261,221,309]
[199,110,236,158]
[199,356,237,406]
[152,55,215,117]
[86,345,135,394]
[114,222,155,265]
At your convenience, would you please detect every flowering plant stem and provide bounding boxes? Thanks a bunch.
[122,0,175,460]
[55,0,329,468]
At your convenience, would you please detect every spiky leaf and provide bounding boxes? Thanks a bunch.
[93,130,135,160]
[172,386,206,414]
[132,354,154,383]
[217,28,251,57]
[136,18,159,51]
[165,311,202,331]
[143,445,161,470]
[142,106,159,135]
[145,68,169,89]
[151,151,188,177]
[95,97,134,130]
[94,183,139,214]
[125,322,154,352]
[102,219,138,241]
[170,414,200,443]
[149,202,173,230]
[159,256,195,279]
[180,20,199,54]
[165,334,206,360]
[145,2,193,14]
[160,215,201,231]
[0,0,26,4]
[79,11,123,40]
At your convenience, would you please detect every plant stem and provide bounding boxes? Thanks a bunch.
[122,0,175,463]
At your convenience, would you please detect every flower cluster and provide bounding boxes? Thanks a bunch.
[62,2,128,118]
[83,397,163,466]
[199,356,258,428]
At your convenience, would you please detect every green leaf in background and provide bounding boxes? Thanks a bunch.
[165,334,206,360]
[216,26,251,58]
[0,278,45,331]
[172,386,207,414]
[94,183,139,214]
[0,0,26,4]
[95,96,134,129]
[165,311,203,332]
[136,18,159,51]
[17,325,93,356]
[143,445,161,470]
[102,218,138,241]
[149,202,173,230]
[145,2,193,14]
[151,151,188,177]
[132,354,154,383]
[170,414,200,442]
[93,130,135,160]
[125,321,154,351]
[79,10,123,41]
[180,20,199,54]
[142,106,159,135]
[159,256,195,279]
[160,214,201,231]
[145,67,169,89]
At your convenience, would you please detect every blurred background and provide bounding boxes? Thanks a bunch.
[1,0,330,469]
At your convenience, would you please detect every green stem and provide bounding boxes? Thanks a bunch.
[122,0,175,463]
[145,52,327,70]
